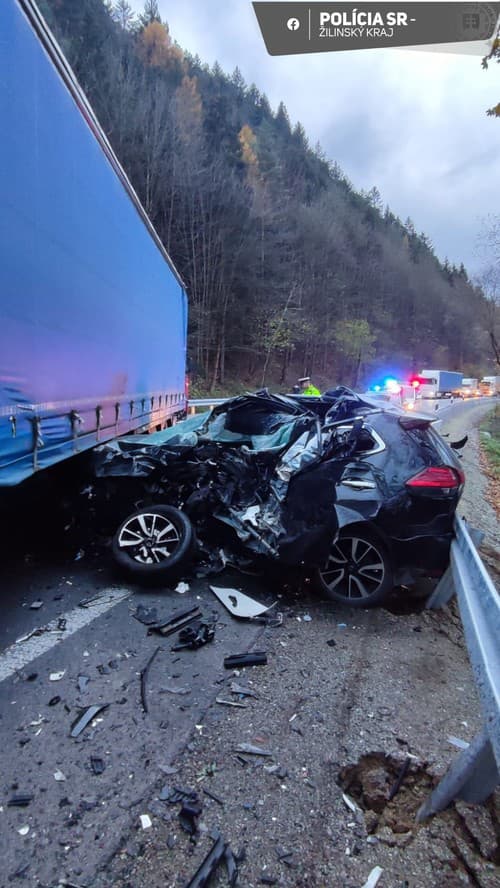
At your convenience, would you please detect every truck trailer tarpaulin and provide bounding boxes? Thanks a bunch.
[0,0,188,486]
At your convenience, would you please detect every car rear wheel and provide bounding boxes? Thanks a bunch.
[112,505,193,582]
[316,528,393,607]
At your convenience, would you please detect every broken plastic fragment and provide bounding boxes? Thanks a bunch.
[17,826,30,836]
[30,600,44,610]
[224,652,267,669]
[175,582,190,594]
[342,793,360,814]
[49,671,65,682]
[361,866,384,888]
[70,703,109,738]
[140,814,152,830]
[90,757,105,775]
[8,794,33,807]
[210,585,275,619]
[185,833,226,888]
[234,743,273,757]
[54,769,66,782]
[447,735,470,750]
[216,697,247,708]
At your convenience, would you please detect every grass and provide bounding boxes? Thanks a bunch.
[480,405,500,478]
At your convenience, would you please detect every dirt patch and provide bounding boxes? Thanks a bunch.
[339,752,500,885]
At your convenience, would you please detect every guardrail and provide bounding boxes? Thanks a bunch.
[187,398,228,415]
[419,515,499,819]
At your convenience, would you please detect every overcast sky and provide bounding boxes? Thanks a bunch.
[128,0,500,274]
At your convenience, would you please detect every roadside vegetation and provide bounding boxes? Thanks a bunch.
[40,0,498,393]
[479,404,500,525]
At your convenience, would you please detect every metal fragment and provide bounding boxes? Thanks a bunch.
[70,703,109,738]
[210,585,275,618]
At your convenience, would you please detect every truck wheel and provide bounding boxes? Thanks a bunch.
[112,505,193,582]
[315,527,393,608]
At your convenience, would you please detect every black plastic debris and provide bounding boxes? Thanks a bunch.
[184,833,227,888]
[172,621,215,652]
[48,696,61,706]
[260,873,278,885]
[140,647,161,714]
[230,681,258,698]
[179,798,202,835]
[388,756,411,801]
[90,756,105,775]
[57,617,67,631]
[133,604,159,625]
[326,638,336,647]
[97,664,110,675]
[224,652,267,669]
[148,606,202,638]
[224,844,238,887]
[8,794,33,807]
[70,703,109,738]
[202,787,224,806]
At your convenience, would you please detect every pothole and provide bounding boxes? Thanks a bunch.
[338,752,500,878]
[338,751,433,831]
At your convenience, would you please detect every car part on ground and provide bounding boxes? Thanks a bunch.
[95,387,465,602]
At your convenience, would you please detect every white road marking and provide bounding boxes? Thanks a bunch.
[0,587,132,684]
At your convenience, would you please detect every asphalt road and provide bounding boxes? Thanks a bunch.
[0,397,496,887]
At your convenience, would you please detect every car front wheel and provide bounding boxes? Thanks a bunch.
[316,528,393,607]
[112,505,193,582]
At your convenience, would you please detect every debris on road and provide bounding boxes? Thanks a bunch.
[147,605,202,638]
[387,756,411,801]
[216,697,247,708]
[70,703,109,738]
[235,743,273,757]
[133,605,159,625]
[230,681,258,698]
[185,833,227,888]
[224,652,267,669]
[447,735,470,750]
[139,814,152,830]
[8,794,33,807]
[175,582,190,594]
[49,671,65,681]
[77,675,90,693]
[90,756,106,775]
[54,769,66,782]
[361,865,384,888]
[29,600,44,610]
[203,787,224,806]
[140,647,161,714]
[171,620,215,651]
[209,585,275,619]
[48,696,61,706]
[179,798,202,835]
[17,825,30,836]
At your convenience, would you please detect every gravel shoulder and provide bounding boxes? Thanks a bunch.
[93,402,500,888]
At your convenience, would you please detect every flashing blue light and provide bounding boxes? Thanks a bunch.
[383,376,398,388]
[373,385,381,392]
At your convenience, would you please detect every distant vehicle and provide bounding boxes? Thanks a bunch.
[95,388,467,608]
[481,376,500,396]
[0,0,187,487]
[460,378,480,398]
[412,370,463,399]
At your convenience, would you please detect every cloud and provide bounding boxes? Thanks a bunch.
[127,0,500,272]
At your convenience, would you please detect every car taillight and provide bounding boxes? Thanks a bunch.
[406,466,464,489]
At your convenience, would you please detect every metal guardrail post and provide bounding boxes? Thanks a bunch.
[420,515,500,818]
[188,398,228,415]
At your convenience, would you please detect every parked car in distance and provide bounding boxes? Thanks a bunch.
[95,388,466,608]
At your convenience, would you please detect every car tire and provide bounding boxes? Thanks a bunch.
[315,527,393,608]
[112,505,193,582]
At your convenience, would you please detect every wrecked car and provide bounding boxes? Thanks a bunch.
[93,387,465,607]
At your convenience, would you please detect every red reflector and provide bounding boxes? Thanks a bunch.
[406,466,462,488]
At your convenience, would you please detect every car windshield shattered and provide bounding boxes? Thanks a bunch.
[94,387,465,607]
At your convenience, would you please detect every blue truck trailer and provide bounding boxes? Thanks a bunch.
[0,0,188,487]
